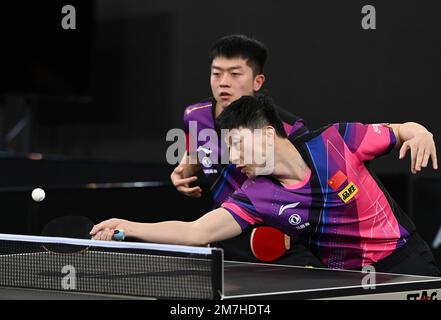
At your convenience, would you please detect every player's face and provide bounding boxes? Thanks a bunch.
[211,57,265,110]
[228,127,275,179]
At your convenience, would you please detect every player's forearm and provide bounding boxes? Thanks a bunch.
[126,220,207,246]
[181,162,200,178]
[398,122,431,141]
[180,153,201,177]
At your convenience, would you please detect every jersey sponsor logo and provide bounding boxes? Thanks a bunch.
[328,170,347,191]
[201,157,212,168]
[338,182,358,203]
[289,214,302,226]
[372,124,382,134]
[198,146,214,168]
[203,169,218,174]
[278,202,300,216]
[295,222,310,230]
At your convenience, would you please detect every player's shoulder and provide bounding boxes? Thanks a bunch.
[238,177,280,198]
[183,97,213,118]
[329,122,373,141]
[290,123,335,143]
[294,122,367,142]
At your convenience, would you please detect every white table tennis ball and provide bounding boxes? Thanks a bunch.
[32,188,45,202]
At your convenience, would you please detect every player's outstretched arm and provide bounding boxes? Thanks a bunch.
[90,208,242,246]
[388,122,438,174]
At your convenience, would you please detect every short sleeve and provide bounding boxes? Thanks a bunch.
[221,190,264,231]
[183,106,199,155]
[338,122,396,162]
[183,109,191,154]
[183,102,212,154]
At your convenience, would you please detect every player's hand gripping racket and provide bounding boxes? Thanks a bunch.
[41,215,125,254]
[250,226,291,262]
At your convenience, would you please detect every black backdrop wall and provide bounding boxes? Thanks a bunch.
[1,0,440,177]
[0,0,440,267]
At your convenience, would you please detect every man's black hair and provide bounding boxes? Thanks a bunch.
[209,35,267,75]
[216,95,287,138]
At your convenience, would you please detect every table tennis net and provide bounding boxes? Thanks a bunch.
[0,233,223,299]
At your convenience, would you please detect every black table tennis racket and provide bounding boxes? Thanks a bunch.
[41,215,95,254]
[41,215,126,254]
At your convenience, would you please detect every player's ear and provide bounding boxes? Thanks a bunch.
[253,74,265,91]
[264,126,276,140]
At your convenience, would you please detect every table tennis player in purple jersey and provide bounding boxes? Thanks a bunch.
[169,35,319,265]
[91,52,439,277]
[92,35,320,266]
[214,95,440,275]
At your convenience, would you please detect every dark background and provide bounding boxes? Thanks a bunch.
[0,0,439,173]
[0,0,440,266]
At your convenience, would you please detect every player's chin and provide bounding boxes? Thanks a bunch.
[216,100,228,109]
[217,96,235,107]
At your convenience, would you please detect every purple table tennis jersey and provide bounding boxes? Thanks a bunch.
[183,98,308,208]
[222,123,415,270]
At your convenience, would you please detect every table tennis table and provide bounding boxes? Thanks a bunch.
[1,259,440,300]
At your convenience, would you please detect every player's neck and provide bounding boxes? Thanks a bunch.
[273,138,309,185]
[215,101,226,118]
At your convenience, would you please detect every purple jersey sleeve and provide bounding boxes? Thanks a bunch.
[183,101,212,153]
[221,189,264,231]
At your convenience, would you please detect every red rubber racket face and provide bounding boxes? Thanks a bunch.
[250,226,287,262]
[41,215,94,254]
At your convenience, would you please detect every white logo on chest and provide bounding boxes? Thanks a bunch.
[278,202,300,216]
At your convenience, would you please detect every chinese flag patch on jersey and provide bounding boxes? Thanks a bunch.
[327,170,347,191]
